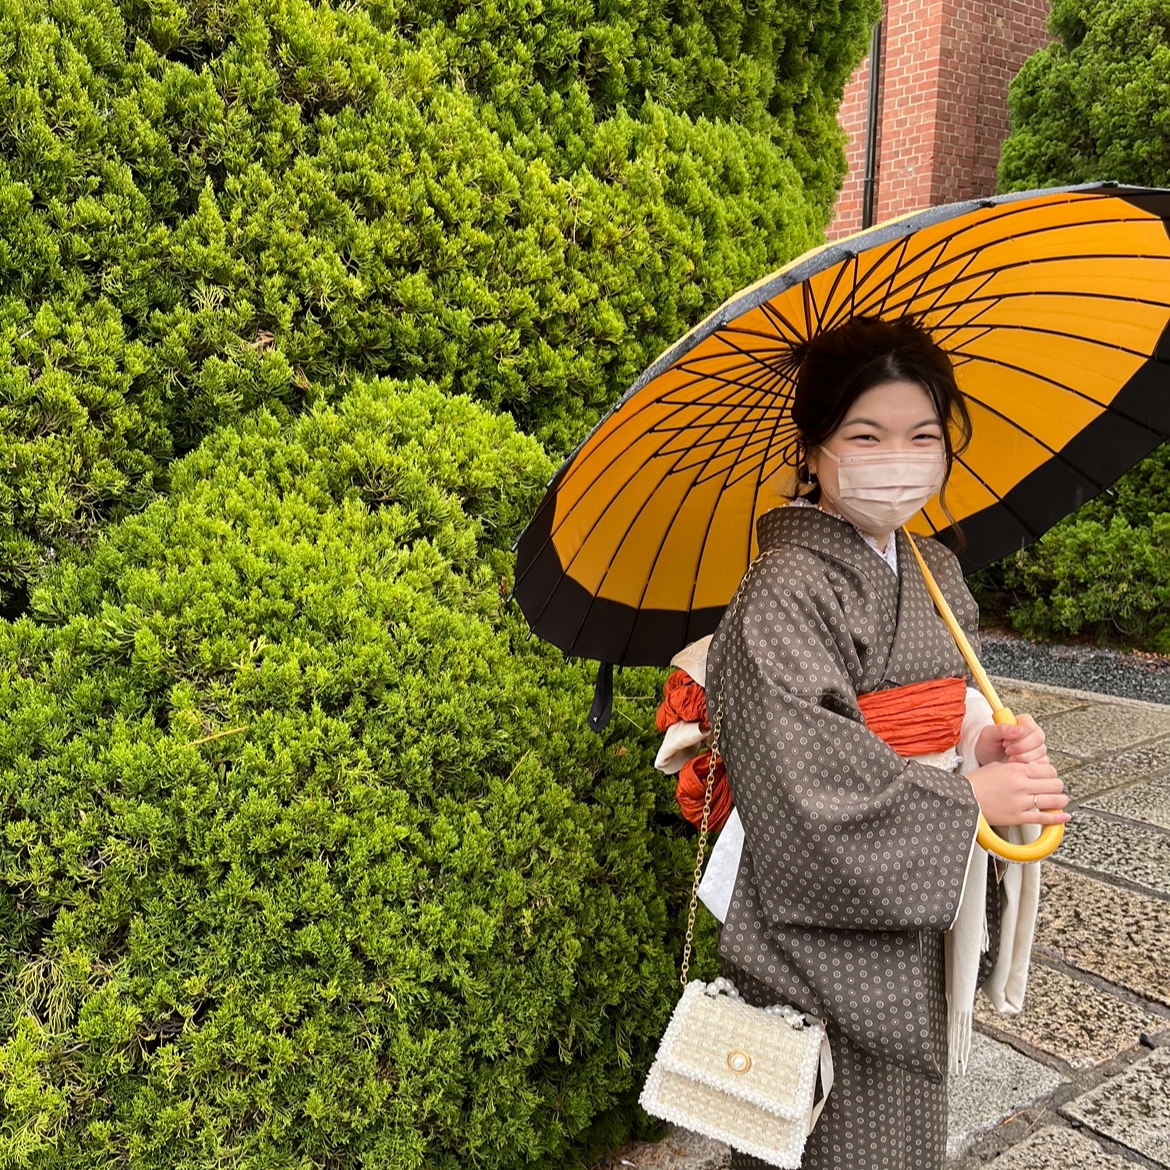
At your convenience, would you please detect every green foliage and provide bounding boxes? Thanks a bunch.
[977,512,1170,652]
[979,0,1170,647]
[0,380,702,1169]
[998,0,1170,191]
[395,0,880,209]
[0,0,877,602]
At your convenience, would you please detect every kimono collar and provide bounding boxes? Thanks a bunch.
[755,503,959,689]
[756,502,901,583]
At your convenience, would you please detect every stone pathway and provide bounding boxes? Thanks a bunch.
[604,678,1170,1170]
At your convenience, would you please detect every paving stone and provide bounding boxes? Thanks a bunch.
[1047,751,1085,783]
[947,1031,1067,1158]
[975,961,1166,1069]
[996,686,1089,721]
[1057,735,1170,802]
[1062,1045,1170,1167]
[1036,705,1170,761]
[982,1124,1141,1169]
[1088,772,1170,831]
[1037,865,1170,1008]
[1055,812,1170,898]
[607,1128,728,1170]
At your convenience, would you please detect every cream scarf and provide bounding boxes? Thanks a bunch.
[948,690,1042,1071]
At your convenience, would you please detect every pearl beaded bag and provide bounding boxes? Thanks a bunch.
[639,666,833,1168]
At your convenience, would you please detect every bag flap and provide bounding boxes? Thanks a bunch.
[658,983,824,1122]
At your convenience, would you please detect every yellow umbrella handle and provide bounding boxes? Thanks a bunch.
[904,531,1064,864]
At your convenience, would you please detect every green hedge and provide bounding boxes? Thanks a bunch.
[0,380,708,1169]
[0,0,876,603]
[978,0,1170,647]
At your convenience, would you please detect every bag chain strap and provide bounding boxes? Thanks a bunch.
[678,679,724,989]
[675,554,769,990]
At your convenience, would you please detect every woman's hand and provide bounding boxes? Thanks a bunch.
[966,759,1071,826]
[974,714,1047,766]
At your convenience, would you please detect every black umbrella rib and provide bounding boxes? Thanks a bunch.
[658,354,795,413]
[895,225,969,315]
[656,418,781,467]
[838,251,862,331]
[891,242,988,323]
[917,507,942,536]
[552,365,763,502]
[636,195,1145,388]
[958,381,1109,493]
[519,382,762,602]
[908,276,1170,322]
[951,450,1044,543]
[851,230,962,321]
[937,319,1150,360]
[539,388,768,650]
[756,297,816,347]
[868,232,1170,322]
[602,363,793,664]
[868,208,1162,312]
[559,356,789,576]
[811,247,858,335]
[959,351,1170,441]
[681,368,794,640]
[674,341,790,384]
[872,235,915,318]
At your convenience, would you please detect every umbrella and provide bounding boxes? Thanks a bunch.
[514,183,1170,675]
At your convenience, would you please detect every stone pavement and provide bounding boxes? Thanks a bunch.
[605,677,1170,1170]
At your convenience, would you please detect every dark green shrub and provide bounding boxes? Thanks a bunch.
[0,379,703,1169]
[975,0,1170,646]
[394,0,880,209]
[978,512,1170,652]
[998,0,1170,191]
[0,0,876,603]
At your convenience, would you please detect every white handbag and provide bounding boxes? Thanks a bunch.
[639,676,833,1168]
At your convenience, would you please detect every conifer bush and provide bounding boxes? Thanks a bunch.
[0,380,700,1169]
[973,0,1170,647]
[0,0,876,603]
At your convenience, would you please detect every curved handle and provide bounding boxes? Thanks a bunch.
[974,706,1065,863]
[903,530,1065,863]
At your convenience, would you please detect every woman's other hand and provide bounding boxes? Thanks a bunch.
[974,713,1047,766]
[966,758,1071,826]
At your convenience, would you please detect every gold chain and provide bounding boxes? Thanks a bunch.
[675,553,769,990]
[678,683,724,988]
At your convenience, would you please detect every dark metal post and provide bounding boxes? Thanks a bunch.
[862,19,883,230]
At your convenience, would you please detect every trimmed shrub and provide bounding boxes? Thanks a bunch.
[976,0,1170,646]
[981,512,1170,652]
[0,0,876,603]
[998,0,1170,191]
[0,379,706,1169]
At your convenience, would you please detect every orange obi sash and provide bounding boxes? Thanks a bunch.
[855,676,966,756]
[660,669,967,832]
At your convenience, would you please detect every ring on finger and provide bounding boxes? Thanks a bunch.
[1031,793,1038,810]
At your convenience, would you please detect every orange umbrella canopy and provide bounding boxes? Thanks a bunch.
[514,184,1170,668]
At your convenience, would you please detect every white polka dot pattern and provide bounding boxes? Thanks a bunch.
[703,507,988,1169]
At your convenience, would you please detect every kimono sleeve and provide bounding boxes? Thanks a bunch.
[708,566,982,935]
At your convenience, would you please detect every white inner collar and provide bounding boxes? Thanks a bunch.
[788,497,899,577]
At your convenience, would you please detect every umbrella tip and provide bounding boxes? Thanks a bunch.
[587,661,614,734]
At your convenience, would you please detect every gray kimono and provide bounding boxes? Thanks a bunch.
[705,505,993,1086]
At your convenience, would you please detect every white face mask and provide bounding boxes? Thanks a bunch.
[817,447,946,533]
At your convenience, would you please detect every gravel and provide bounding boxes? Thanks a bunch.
[980,632,1170,706]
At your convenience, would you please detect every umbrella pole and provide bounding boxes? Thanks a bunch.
[903,530,1064,863]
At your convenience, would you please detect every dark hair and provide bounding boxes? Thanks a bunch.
[790,315,972,544]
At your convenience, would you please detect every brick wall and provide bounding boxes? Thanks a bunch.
[827,0,1051,240]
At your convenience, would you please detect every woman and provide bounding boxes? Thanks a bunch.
[703,316,1070,1170]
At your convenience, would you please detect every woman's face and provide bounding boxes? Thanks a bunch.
[805,378,944,505]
